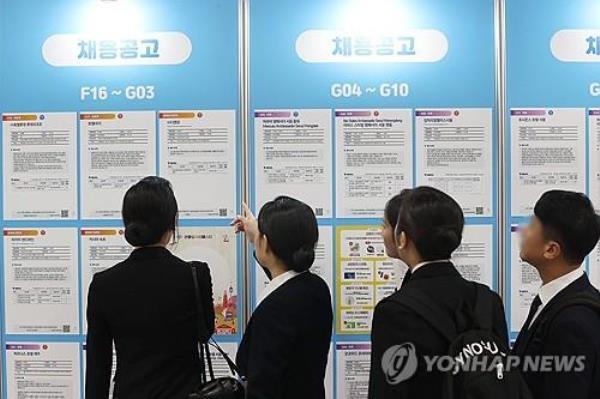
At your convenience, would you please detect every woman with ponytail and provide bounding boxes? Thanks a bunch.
[86,176,215,399]
[232,196,333,399]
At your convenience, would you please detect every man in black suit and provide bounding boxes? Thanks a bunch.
[368,187,508,399]
[512,190,600,399]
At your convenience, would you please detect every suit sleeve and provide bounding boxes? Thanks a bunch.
[85,276,113,399]
[536,307,599,399]
[244,301,296,399]
[368,300,434,399]
[197,262,216,338]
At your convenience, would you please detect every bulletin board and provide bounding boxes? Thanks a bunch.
[0,0,243,397]
[505,0,600,340]
[2,0,573,398]
[249,0,499,397]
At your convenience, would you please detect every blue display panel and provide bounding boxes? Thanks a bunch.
[249,1,498,396]
[0,0,242,397]
[505,0,600,340]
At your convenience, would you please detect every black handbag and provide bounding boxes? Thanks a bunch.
[188,263,246,399]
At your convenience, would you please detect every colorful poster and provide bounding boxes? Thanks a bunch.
[336,226,402,334]
[172,227,238,335]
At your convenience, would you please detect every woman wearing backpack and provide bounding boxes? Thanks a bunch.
[369,186,511,399]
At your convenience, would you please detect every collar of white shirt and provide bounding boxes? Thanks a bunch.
[411,259,452,274]
[530,266,584,325]
[538,266,584,307]
[257,269,304,306]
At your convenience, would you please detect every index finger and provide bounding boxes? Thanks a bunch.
[242,202,255,219]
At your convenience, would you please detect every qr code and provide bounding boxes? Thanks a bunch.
[61,210,69,218]
[62,325,71,333]
[315,208,324,216]
[475,207,483,215]
[219,208,228,217]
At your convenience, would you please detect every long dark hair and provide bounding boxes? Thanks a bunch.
[122,176,178,247]
[258,196,319,272]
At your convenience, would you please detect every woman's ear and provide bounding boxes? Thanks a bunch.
[257,233,269,253]
[263,235,272,255]
[396,231,407,251]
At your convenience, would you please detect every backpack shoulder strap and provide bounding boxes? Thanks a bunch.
[472,283,494,331]
[543,292,600,323]
[533,292,600,343]
[392,286,457,343]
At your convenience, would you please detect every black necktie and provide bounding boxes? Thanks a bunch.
[512,295,542,353]
[522,295,542,331]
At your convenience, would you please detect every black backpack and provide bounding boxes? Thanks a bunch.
[395,282,532,399]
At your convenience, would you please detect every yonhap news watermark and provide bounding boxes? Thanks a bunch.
[381,342,587,385]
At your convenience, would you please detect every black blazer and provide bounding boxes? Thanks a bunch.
[85,246,215,399]
[512,273,600,399]
[368,261,508,399]
[236,271,333,399]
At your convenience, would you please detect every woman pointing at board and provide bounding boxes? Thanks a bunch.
[232,197,333,399]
